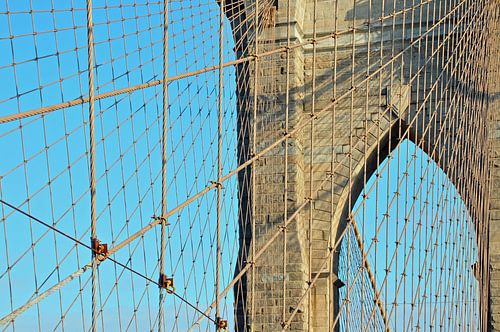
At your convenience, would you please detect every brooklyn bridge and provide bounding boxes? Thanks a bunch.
[0,0,499,330]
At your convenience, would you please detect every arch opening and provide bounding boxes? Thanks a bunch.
[336,139,480,331]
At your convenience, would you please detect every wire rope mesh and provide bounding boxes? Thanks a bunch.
[0,0,497,331]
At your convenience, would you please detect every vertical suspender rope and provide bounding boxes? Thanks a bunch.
[330,1,340,329]
[308,0,318,329]
[158,0,169,331]
[86,0,98,331]
[251,0,259,329]
[215,0,224,330]
[347,0,358,327]
[362,0,374,327]
[282,0,291,326]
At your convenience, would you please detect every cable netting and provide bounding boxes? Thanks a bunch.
[0,0,497,331]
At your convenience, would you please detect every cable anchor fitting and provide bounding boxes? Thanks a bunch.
[159,273,175,294]
[215,317,228,330]
[152,215,170,226]
[209,181,225,189]
[91,238,108,261]
[250,151,260,160]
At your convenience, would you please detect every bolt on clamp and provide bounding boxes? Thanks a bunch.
[91,238,108,261]
[158,273,175,294]
[209,180,224,189]
[152,215,169,226]
[215,317,228,330]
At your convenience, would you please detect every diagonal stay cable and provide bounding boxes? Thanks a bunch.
[0,199,215,326]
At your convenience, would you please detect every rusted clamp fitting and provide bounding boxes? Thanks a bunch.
[159,273,175,294]
[152,215,169,226]
[91,238,108,261]
[215,317,228,330]
[209,181,224,189]
[250,151,260,160]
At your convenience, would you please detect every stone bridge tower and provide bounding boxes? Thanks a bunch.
[223,0,494,331]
